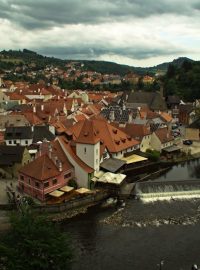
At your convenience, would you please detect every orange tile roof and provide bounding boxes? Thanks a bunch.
[74,114,87,122]
[70,118,139,153]
[123,123,151,140]
[75,120,100,144]
[160,112,173,123]
[24,112,43,125]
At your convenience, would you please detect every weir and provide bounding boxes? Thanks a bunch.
[133,180,200,201]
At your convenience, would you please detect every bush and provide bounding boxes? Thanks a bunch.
[0,211,73,270]
[146,149,160,162]
[68,179,78,189]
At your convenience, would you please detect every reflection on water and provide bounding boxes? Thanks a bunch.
[63,159,200,270]
[154,159,200,181]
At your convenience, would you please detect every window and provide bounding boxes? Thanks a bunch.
[35,182,40,188]
[20,175,24,181]
[96,159,98,165]
[44,182,49,188]
[28,178,31,184]
[25,140,28,145]
[96,149,98,155]
[84,147,86,154]
[64,173,71,179]
[14,140,16,144]
[52,178,57,185]
[9,140,12,144]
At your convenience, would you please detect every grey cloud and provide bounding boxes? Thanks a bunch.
[37,44,187,61]
[0,0,199,30]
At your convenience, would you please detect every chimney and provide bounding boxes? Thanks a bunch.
[128,112,132,123]
[48,144,52,159]
[109,110,115,122]
[58,161,62,172]
[33,105,36,113]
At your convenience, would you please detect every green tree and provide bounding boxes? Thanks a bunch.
[0,211,73,270]
[146,149,160,162]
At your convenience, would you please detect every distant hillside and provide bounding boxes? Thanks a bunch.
[0,49,65,69]
[162,59,200,101]
[0,49,195,76]
[153,57,194,71]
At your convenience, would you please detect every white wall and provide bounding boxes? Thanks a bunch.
[58,139,91,188]
[6,138,33,146]
[140,135,152,152]
[76,142,100,171]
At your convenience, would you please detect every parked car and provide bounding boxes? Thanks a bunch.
[183,140,193,145]
[173,131,180,137]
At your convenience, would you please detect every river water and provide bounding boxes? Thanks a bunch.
[62,160,200,270]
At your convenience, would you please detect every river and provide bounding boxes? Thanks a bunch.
[62,159,200,270]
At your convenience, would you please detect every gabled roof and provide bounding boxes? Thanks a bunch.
[155,128,173,143]
[33,126,55,143]
[19,154,60,181]
[70,118,139,153]
[75,119,100,144]
[159,112,173,123]
[123,123,151,140]
[0,145,26,165]
[5,126,33,140]
[166,95,180,104]
[126,91,167,111]
[23,112,43,125]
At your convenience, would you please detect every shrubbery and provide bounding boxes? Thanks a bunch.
[146,149,160,162]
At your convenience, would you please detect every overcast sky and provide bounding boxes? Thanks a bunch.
[0,0,199,67]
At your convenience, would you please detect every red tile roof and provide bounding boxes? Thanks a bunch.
[123,123,151,140]
[155,128,173,143]
[70,118,139,153]
[19,154,60,181]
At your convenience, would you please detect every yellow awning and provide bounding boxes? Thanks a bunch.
[60,186,74,192]
[121,154,148,164]
[75,188,91,194]
[49,190,64,197]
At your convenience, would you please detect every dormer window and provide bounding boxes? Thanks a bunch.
[112,129,117,134]
[114,139,120,145]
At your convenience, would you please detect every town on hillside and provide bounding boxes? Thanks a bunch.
[0,51,200,206]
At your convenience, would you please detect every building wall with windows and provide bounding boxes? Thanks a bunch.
[18,168,74,201]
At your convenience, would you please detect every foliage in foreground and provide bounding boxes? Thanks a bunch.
[0,211,72,270]
[146,149,160,162]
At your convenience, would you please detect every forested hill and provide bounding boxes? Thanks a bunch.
[0,49,194,76]
[163,60,200,101]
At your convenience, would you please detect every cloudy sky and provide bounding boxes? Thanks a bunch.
[0,0,199,67]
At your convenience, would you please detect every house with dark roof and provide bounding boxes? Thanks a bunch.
[0,145,31,178]
[5,125,55,147]
[125,91,167,112]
